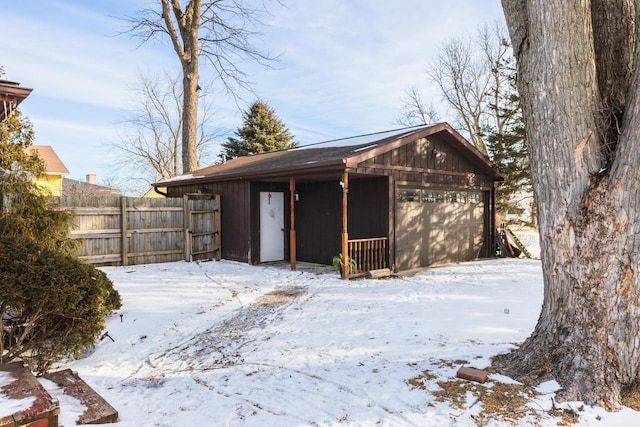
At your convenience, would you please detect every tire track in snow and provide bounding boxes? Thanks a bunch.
[121,270,418,425]
[146,283,310,371]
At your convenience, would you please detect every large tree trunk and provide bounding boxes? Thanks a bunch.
[496,0,640,410]
[182,60,200,173]
[162,0,201,173]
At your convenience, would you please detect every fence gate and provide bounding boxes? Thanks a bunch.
[58,194,220,267]
[184,193,221,262]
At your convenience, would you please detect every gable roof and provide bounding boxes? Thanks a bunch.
[62,177,121,196]
[157,122,502,187]
[0,79,33,122]
[25,145,70,175]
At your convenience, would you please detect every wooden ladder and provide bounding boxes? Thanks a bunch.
[505,228,533,259]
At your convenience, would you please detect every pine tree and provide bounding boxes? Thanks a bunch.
[485,97,534,226]
[222,101,297,159]
[483,52,534,226]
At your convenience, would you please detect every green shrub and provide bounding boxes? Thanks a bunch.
[332,253,357,276]
[0,235,121,373]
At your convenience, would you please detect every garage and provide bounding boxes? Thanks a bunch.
[395,186,488,271]
[158,122,503,276]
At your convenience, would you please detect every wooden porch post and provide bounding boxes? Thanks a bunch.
[341,171,349,278]
[183,194,191,262]
[289,177,296,270]
[490,184,497,257]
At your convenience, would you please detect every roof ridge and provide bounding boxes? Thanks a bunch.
[298,124,434,148]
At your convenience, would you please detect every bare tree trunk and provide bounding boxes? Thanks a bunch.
[127,0,276,173]
[182,61,200,172]
[496,0,640,410]
[161,0,201,173]
[1,302,5,364]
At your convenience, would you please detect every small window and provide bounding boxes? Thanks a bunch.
[397,188,421,203]
[447,192,467,203]
[468,192,483,204]
[423,191,444,203]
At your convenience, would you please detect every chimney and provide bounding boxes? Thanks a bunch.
[86,174,96,184]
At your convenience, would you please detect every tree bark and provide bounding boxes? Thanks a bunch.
[162,0,201,173]
[496,0,640,410]
[129,0,276,173]
[182,61,200,172]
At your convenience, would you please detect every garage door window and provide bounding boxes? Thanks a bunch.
[468,192,483,204]
[423,191,444,203]
[397,188,421,203]
[447,192,468,203]
[399,188,483,205]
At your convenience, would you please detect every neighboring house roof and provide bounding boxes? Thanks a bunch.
[62,178,121,197]
[0,79,33,122]
[157,123,503,186]
[25,145,70,175]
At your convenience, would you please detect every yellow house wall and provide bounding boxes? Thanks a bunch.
[144,187,166,198]
[33,173,63,196]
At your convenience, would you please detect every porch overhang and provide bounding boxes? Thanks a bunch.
[0,79,33,122]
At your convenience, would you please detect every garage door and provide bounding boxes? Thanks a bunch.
[395,187,486,271]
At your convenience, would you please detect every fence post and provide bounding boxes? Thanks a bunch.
[183,194,191,262]
[120,196,128,266]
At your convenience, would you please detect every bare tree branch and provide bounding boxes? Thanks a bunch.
[115,70,219,188]
[394,87,441,126]
[123,0,280,173]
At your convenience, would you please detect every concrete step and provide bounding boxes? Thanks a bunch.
[42,370,118,425]
[0,361,60,427]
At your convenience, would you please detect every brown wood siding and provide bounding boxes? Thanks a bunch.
[351,134,497,271]
[293,177,389,266]
[348,177,389,239]
[294,181,342,265]
[356,135,494,189]
[167,180,251,262]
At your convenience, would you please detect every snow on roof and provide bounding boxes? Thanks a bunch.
[294,125,432,150]
[155,173,204,185]
[155,123,505,186]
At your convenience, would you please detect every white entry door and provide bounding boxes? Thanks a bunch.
[260,191,285,262]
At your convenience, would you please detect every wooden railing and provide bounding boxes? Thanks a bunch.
[347,237,388,276]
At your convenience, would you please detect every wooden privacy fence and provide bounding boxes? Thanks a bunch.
[54,194,220,266]
[347,237,388,276]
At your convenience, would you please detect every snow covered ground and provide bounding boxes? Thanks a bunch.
[41,258,639,426]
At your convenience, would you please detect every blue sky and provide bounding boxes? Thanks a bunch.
[3,0,504,193]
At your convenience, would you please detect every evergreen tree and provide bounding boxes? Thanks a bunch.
[0,109,77,252]
[222,101,297,159]
[0,69,121,371]
[483,51,534,226]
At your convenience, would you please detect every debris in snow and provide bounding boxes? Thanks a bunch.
[456,367,489,383]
